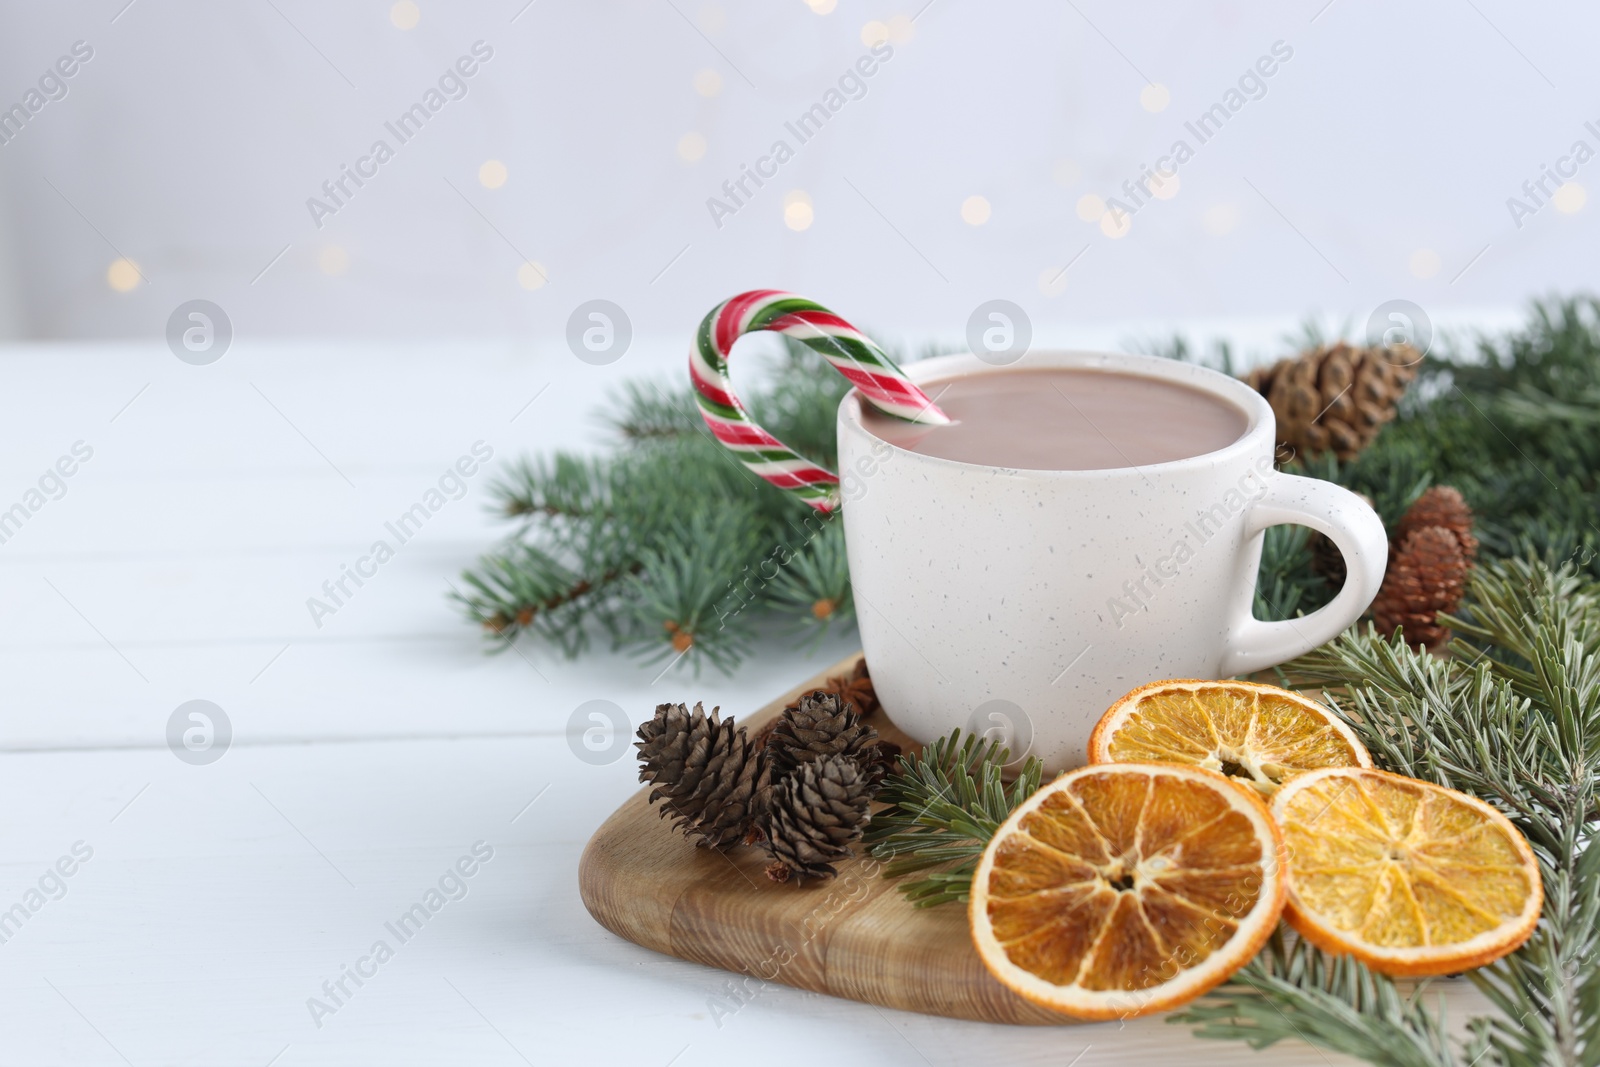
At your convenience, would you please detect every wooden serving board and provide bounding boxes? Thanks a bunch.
[578,653,1071,1025]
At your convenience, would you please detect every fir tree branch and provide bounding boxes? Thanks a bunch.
[1173,930,1458,1067]
[488,453,609,521]
[762,515,855,638]
[1182,558,1600,1067]
[1253,522,1323,622]
[615,504,762,674]
[864,730,1043,907]
[449,543,638,654]
[602,379,705,443]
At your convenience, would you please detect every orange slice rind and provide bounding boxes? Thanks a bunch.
[969,763,1287,1020]
[1271,767,1542,977]
[1089,678,1372,795]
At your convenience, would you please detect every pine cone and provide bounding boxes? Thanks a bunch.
[1398,486,1478,561]
[1372,526,1470,649]
[1246,342,1418,461]
[636,702,768,849]
[767,690,886,784]
[762,754,873,883]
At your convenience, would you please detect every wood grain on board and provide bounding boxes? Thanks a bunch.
[578,653,1071,1025]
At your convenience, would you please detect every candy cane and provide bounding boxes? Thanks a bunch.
[689,290,950,512]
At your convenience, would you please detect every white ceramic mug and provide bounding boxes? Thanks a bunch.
[835,349,1387,772]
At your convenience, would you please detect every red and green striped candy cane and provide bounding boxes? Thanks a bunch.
[689,290,950,512]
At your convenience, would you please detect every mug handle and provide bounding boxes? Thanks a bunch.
[1218,472,1388,676]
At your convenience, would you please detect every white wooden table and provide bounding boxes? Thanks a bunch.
[0,338,1486,1066]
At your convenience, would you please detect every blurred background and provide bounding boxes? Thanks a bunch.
[0,0,1593,349]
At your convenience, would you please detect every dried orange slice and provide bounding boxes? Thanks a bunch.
[1089,679,1371,795]
[969,763,1286,1020]
[1272,767,1542,976]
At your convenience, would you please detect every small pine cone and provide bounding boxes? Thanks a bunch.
[767,690,886,784]
[762,754,873,883]
[1398,486,1477,562]
[823,659,880,719]
[636,702,768,849]
[1247,343,1417,461]
[1372,526,1470,649]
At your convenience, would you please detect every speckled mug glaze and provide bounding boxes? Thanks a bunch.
[837,349,1387,773]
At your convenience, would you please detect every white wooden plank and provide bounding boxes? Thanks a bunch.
[0,336,710,483]
[0,627,865,750]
